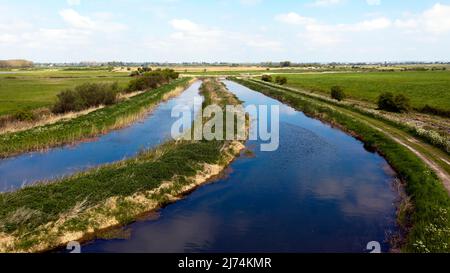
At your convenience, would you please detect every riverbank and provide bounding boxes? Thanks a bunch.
[0,78,194,158]
[0,78,248,253]
[231,78,450,253]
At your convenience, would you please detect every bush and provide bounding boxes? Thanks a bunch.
[13,110,36,122]
[419,105,450,118]
[393,94,411,113]
[275,76,287,85]
[261,75,272,82]
[52,82,119,114]
[377,92,411,113]
[126,69,179,93]
[330,86,346,101]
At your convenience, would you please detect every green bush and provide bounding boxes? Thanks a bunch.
[330,86,346,101]
[13,110,36,121]
[275,76,288,85]
[394,94,411,113]
[52,82,119,114]
[126,69,179,93]
[261,75,272,82]
[378,92,411,113]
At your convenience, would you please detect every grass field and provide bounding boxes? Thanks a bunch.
[0,70,131,116]
[279,71,450,111]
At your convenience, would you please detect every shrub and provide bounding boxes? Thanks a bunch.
[261,75,272,82]
[377,92,411,113]
[377,92,398,112]
[126,69,179,93]
[419,105,450,118]
[393,94,411,113]
[52,82,119,114]
[13,110,36,122]
[275,76,287,85]
[330,86,346,101]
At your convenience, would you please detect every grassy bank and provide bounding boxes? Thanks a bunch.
[252,79,449,156]
[0,78,247,253]
[0,78,192,158]
[231,78,450,253]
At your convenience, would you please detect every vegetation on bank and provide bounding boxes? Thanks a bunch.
[52,82,120,114]
[280,71,450,117]
[250,79,449,155]
[231,77,450,253]
[50,69,180,114]
[126,69,179,93]
[0,70,130,117]
[377,92,411,113]
[0,78,192,158]
[0,78,246,253]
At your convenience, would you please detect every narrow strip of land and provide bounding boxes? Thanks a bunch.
[249,79,450,193]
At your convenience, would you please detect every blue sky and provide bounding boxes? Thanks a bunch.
[1,0,450,62]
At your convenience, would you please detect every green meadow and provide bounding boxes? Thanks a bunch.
[280,71,450,111]
[0,70,131,116]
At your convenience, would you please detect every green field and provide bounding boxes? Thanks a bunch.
[0,70,131,116]
[278,71,450,111]
[0,78,191,158]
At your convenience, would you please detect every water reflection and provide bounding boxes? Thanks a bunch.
[81,80,397,253]
[0,81,203,191]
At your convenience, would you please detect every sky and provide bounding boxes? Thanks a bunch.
[1,0,450,63]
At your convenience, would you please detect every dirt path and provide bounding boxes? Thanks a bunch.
[338,107,450,193]
[253,80,450,194]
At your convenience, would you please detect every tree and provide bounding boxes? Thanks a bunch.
[280,61,291,67]
[275,76,287,85]
[330,86,346,101]
[261,75,272,82]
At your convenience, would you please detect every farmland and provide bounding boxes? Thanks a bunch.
[0,70,131,116]
[278,71,450,112]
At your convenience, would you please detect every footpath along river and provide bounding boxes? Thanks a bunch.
[79,80,398,253]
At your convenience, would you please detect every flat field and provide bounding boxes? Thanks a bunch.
[279,71,450,111]
[0,70,131,116]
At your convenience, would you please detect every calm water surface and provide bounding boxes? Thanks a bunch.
[0,81,202,191]
[80,80,398,253]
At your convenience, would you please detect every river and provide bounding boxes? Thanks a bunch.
[0,81,203,191]
[77,80,398,253]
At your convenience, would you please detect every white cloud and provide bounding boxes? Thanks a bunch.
[395,3,450,34]
[366,0,381,6]
[309,0,344,7]
[240,0,262,6]
[275,12,316,25]
[59,9,127,32]
[67,0,81,6]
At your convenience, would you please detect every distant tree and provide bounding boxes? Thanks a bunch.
[261,75,272,82]
[330,86,346,101]
[275,76,287,85]
[280,61,291,67]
